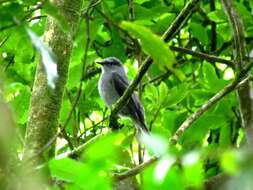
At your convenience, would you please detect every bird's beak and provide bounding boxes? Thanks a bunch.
[96,61,104,65]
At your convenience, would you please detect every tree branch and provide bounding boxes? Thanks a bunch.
[222,0,253,147]
[110,0,200,123]
[111,74,253,181]
[112,156,158,181]
[169,46,234,68]
[170,74,253,144]
[56,132,107,158]
[26,0,101,161]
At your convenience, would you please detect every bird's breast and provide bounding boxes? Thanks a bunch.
[98,74,119,107]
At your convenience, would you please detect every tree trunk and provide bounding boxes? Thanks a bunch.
[23,0,82,161]
[222,0,253,147]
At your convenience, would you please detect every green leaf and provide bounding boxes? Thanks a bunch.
[207,10,226,23]
[165,83,189,107]
[49,157,112,190]
[201,62,228,93]
[190,22,208,45]
[159,82,169,104]
[121,22,173,65]
[121,21,184,80]
[49,158,86,182]
[4,83,31,124]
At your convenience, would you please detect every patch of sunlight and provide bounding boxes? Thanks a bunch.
[236,128,244,148]
[18,152,23,160]
[176,143,182,150]
[216,63,227,71]
[154,155,175,183]
[30,9,41,26]
[84,118,92,128]
[140,133,168,156]
[2,52,7,58]
[182,151,200,166]
[192,46,197,51]
[203,132,210,147]
[123,64,129,74]
[133,59,139,70]
[249,48,253,58]
[5,90,20,101]
[79,122,84,132]
[224,68,235,80]
[180,29,189,38]
[172,38,178,43]
[90,111,102,122]
[56,137,67,152]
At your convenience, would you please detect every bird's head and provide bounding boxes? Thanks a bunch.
[96,57,125,74]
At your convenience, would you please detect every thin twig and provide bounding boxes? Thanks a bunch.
[170,74,253,144]
[0,36,10,48]
[112,156,158,181]
[112,75,253,181]
[169,46,234,68]
[56,132,108,158]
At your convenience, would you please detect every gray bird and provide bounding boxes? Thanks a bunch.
[97,57,149,134]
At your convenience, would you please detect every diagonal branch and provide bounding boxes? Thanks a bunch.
[111,74,253,181]
[112,156,158,181]
[170,74,253,144]
[169,46,234,68]
[110,0,200,122]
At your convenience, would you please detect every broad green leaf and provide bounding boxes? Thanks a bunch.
[159,82,169,104]
[121,21,185,80]
[207,10,226,23]
[121,21,174,66]
[49,157,112,190]
[201,62,228,93]
[219,125,231,146]
[165,83,189,107]
[49,158,86,182]
[151,13,176,35]
[190,22,208,45]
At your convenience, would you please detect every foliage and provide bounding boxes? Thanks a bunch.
[1,0,253,190]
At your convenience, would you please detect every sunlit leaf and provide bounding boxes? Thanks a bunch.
[121,21,185,80]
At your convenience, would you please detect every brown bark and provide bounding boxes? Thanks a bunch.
[222,0,253,147]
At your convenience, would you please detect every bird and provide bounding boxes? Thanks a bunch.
[97,57,149,134]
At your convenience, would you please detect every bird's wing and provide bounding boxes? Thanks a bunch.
[111,72,148,132]
[111,72,130,97]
